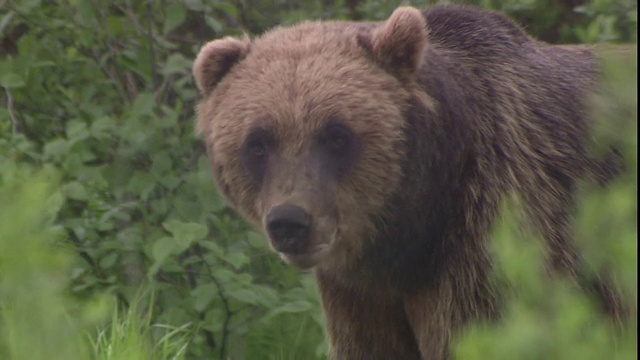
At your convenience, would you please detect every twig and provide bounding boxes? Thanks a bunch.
[4,86,18,135]
[146,0,159,90]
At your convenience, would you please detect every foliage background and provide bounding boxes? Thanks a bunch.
[0,0,636,359]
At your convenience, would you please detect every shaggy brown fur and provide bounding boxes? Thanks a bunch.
[193,5,626,359]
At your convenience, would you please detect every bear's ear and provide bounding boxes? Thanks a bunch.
[359,7,428,81]
[193,36,250,96]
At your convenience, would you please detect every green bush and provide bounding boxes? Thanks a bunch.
[0,165,92,360]
[0,1,636,359]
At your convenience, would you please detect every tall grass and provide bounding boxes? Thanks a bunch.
[89,292,191,360]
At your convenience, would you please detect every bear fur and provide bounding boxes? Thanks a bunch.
[193,5,624,359]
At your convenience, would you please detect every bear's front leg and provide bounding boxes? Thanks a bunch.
[315,270,422,360]
[402,285,454,360]
[402,273,500,360]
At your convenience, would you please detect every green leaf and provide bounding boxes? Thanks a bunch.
[44,191,65,221]
[151,151,172,176]
[63,181,88,201]
[191,283,217,312]
[253,285,279,307]
[213,268,236,283]
[90,117,115,139]
[161,54,192,76]
[163,220,208,251]
[160,175,181,190]
[157,106,179,129]
[227,288,261,305]
[151,236,177,263]
[127,172,156,200]
[163,4,188,35]
[247,231,267,249]
[224,251,249,269]
[66,120,89,142]
[98,252,118,269]
[263,300,314,322]
[199,240,224,256]
[120,47,152,82]
[130,92,156,120]
[0,73,26,88]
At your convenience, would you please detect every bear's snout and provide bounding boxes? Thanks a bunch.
[266,205,312,254]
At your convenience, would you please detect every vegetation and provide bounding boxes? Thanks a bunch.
[0,0,636,359]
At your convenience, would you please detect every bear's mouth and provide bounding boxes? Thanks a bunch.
[263,210,339,268]
[278,244,332,269]
[274,226,339,269]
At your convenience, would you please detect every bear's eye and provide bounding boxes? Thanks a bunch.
[322,123,353,154]
[247,139,267,157]
[315,121,360,177]
[241,128,273,181]
[328,129,349,151]
[243,128,272,159]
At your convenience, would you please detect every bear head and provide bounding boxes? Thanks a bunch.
[193,7,432,271]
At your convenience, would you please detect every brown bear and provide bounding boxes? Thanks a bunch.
[193,5,625,359]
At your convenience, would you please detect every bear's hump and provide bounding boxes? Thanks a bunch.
[424,6,533,53]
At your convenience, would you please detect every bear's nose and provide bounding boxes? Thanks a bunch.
[266,205,311,254]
